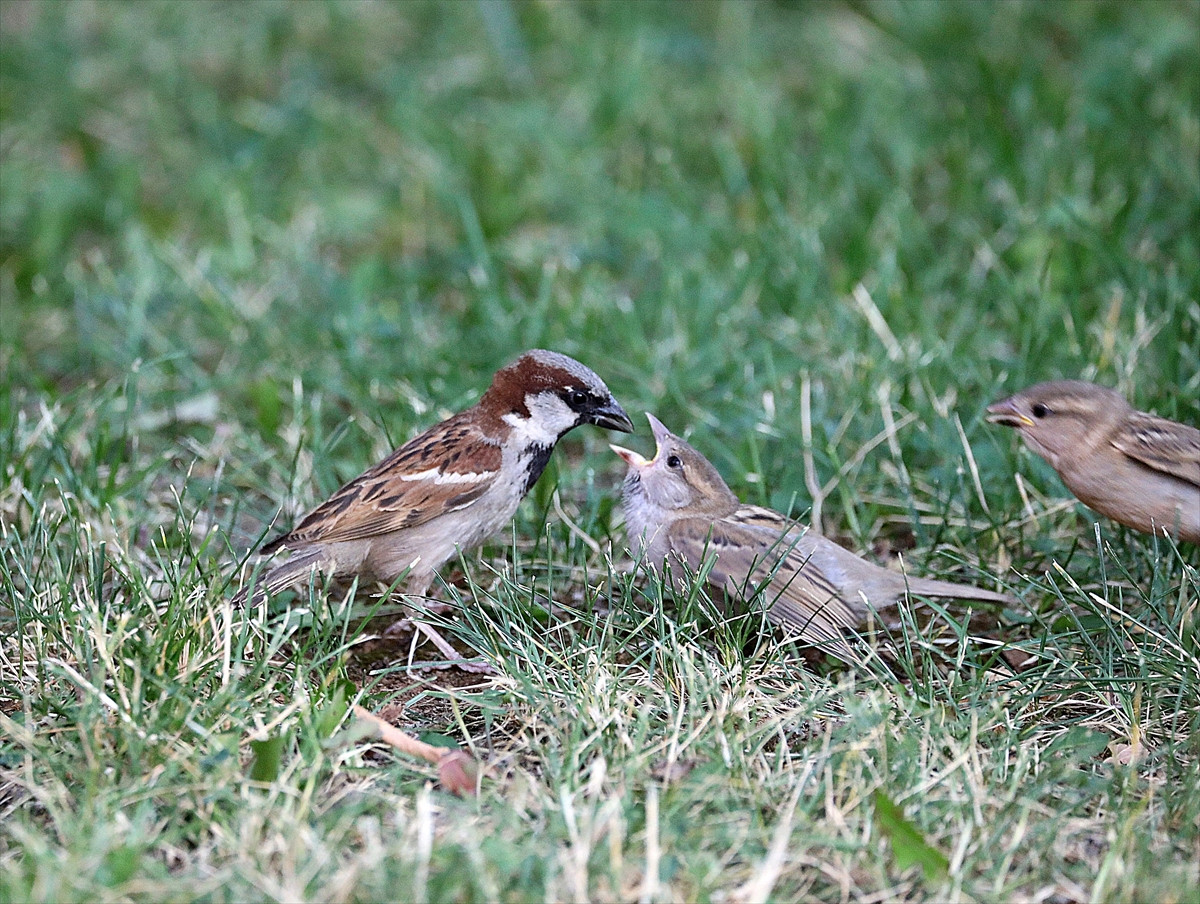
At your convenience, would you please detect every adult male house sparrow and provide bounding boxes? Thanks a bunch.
[235,350,633,618]
[987,380,1199,543]
[612,415,1012,661]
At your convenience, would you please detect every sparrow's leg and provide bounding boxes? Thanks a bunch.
[383,618,497,674]
[383,588,497,674]
[413,620,497,675]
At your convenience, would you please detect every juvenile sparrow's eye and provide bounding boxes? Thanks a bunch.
[666,454,683,470]
[1031,403,1050,418]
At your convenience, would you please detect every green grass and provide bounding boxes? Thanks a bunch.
[3,0,1199,900]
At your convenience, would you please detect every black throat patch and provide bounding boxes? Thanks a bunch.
[523,444,554,493]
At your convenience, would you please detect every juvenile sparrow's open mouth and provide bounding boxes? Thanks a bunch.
[611,412,672,468]
[986,399,1035,427]
[610,444,650,468]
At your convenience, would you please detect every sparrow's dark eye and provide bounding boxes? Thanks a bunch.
[666,454,683,470]
[565,389,590,409]
[1031,403,1050,418]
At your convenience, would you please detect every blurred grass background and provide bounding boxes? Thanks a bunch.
[2,1,1198,901]
[3,0,1197,540]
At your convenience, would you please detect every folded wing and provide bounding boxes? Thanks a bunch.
[264,414,502,551]
[666,511,860,658]
[1112,412,1200,488]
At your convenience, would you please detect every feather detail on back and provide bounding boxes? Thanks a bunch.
[263,412,503,551]
[664,514,860,657]
[1111,412,1200,487]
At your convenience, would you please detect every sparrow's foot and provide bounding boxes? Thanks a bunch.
[385,617,498,675]
[383,616,416,637]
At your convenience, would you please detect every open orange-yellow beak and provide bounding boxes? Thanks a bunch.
[610,443,649,467]
[610,412,674,468]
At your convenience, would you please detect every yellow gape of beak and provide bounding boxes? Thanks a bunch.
[610,444,650,468]
[986,399,1036,428]
[611,412,675,468]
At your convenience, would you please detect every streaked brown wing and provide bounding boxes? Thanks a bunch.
[265,413,502,550]
[725,504,795,530]
[667,514,859,650]
[723,506,852,605]
[1112,412,1200,488]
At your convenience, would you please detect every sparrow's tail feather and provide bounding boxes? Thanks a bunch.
[900,575,1013,605]
[231,548,334,607]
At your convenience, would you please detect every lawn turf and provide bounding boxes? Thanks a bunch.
[2,1,1198,901]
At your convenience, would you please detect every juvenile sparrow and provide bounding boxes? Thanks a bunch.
[612,414,1012,661]
[235,350,633,611]
[987,381,1199,543]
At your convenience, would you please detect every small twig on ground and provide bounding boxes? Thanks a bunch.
[353,704,481,796]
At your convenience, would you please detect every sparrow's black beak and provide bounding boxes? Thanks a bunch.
[588,400,635,433]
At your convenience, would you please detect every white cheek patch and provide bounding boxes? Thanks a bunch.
[504,392,579,445]
[399,467,493,484]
